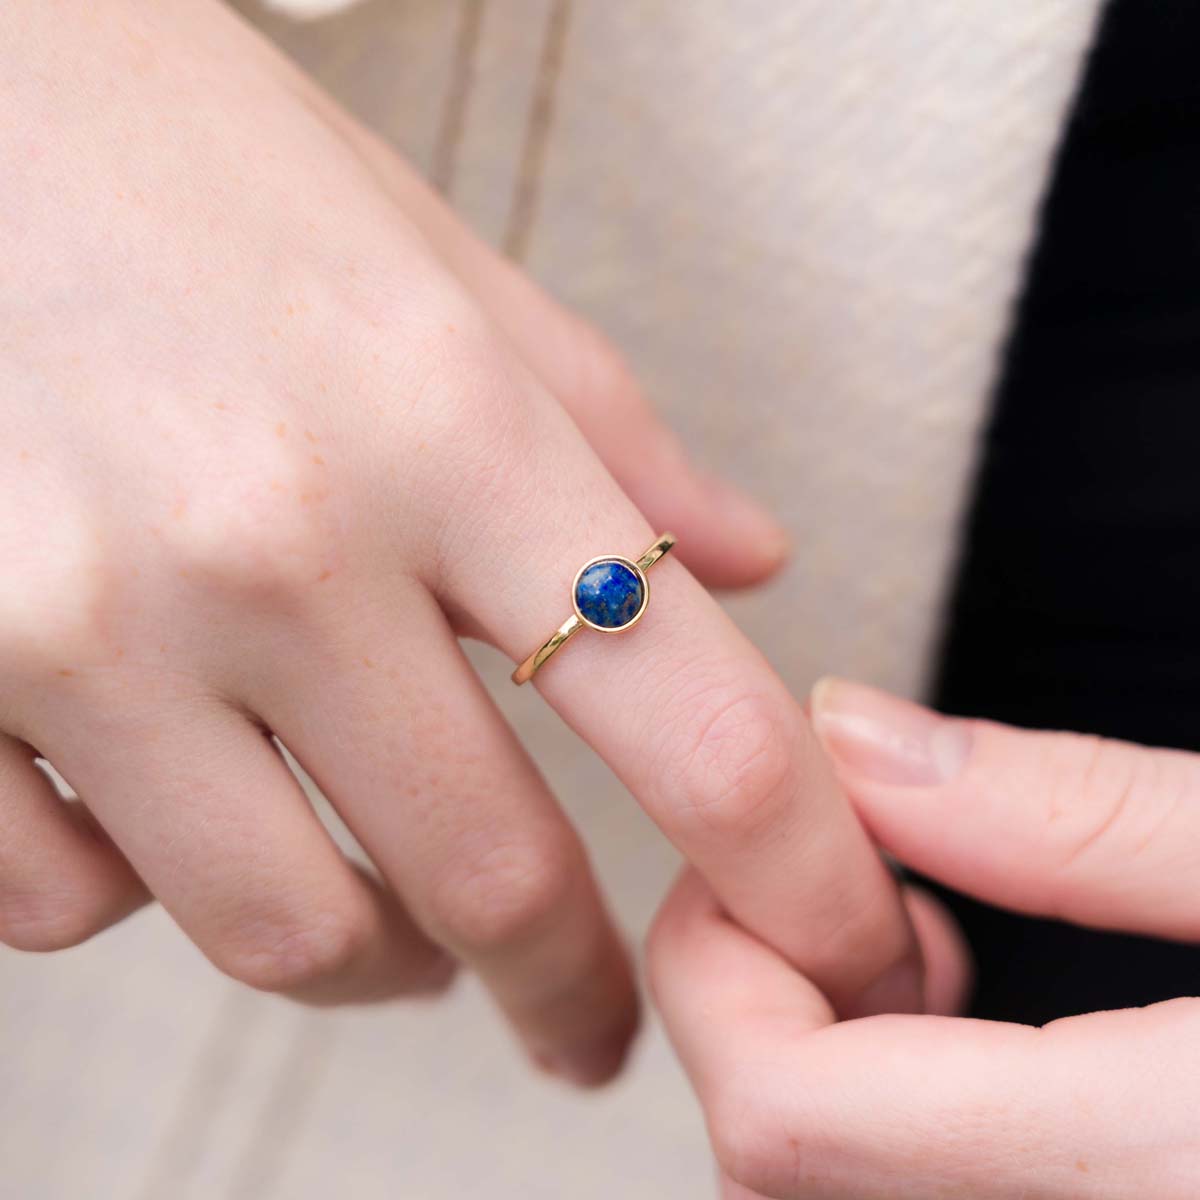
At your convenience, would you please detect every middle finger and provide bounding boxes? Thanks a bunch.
[254,581,638,1086]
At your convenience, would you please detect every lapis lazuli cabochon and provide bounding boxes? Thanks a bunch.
[574,559,644,629]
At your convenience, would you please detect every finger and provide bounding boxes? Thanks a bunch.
[434,382,921,1017]
[34,700,451,1004]
[650,870,1200,1199]
[254,586,638,1086]
[647,870,835,1098]
[811,677,1200,941]
[300,84,788,588]
[904,885,973,1017]
[720,1178,766,1200]
[0,733,145,950]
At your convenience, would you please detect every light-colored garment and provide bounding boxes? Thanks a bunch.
[0,3,1102,1197]
[257,0,1099,704]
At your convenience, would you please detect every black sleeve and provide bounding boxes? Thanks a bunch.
[930,0,1200,1022]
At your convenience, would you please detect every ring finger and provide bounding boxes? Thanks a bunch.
[28,693,451,1004]
[433,367,922,1018]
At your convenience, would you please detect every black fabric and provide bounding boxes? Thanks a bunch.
[931,0,1200,1022]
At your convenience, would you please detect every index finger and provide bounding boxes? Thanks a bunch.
[649,870,1197,1200]
[435,377,921,1016]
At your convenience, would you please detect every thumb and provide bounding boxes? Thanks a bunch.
[810,678,1200,942]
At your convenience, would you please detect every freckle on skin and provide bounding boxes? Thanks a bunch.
[213,402,228,411]
[316,569,333,583]
[362,657,375,668]
[286,303,295,316]
[1076,1161,1089,1173]
[311,455,325,466]
[172,499,187,520]
[18,449,30,462]
[304,429,319,444]
[275,422,287,439]
[57,669,74,678]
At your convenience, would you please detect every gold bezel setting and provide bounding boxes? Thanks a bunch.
[511,533,676,685]
[570,554,650,633]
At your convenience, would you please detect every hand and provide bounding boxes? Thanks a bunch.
[650,678,1200,1196]
[0,1,922,1086]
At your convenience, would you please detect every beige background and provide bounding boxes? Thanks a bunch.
[0,2,1098,1196]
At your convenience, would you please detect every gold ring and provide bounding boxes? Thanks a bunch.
[511,532,677,685]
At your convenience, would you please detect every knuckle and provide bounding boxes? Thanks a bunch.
[709,1072,790,1195]
[660,682,796,841]
[0,884,114,952]
[321,241,462,349]
[1048,732,1183,886]
[337,275,522,459]
[421,336,538,483]
[164,445,335,604]
[343,293,542,570]
[211,908,367,994]
[0,528,116,680]
[427,838,576,954]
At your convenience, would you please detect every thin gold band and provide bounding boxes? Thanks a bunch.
[511,532,677,685]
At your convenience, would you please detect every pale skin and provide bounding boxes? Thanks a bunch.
[10,3,1189,1187]
[650,679,1200,1197]
[0,0,924,1089]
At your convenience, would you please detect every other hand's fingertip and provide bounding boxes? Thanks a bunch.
[808,677,972,787]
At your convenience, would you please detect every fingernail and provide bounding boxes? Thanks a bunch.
[809,677,971,786]
[535,1030,632,1089]
[849,956,925,1017]
[703,474,791,562]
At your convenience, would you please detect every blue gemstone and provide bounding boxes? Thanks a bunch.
[575,559,644,629]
